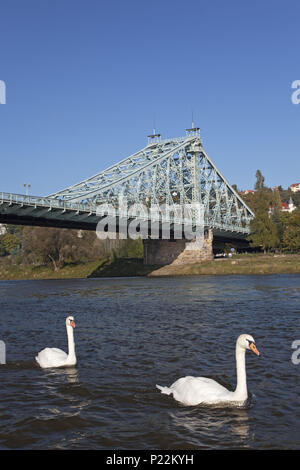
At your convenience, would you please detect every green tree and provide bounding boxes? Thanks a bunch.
[248,213,279,253]
[254,170,265,191]
[247,187,279,252]
[270,188,284,250]
[0,236,7,256]
[2,232,20,254]
[22,227,94,270]
[282,210,300,252]
[115,237,143,258]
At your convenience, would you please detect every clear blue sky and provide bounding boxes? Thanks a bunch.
[0,0,299,196]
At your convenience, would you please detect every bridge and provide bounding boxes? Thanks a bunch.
[0,129,254,265]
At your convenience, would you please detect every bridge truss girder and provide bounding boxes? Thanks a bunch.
[49,133,254,235]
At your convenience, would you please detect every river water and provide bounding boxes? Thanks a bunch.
[0,274,299,450]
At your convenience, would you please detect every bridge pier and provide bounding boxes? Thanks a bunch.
[143,229,213,266]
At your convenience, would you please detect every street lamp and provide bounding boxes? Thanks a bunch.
[24,183,31,196]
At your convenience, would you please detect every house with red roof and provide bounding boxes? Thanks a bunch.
[240,189,255,195]
[290,183,300,193]
[281,198,297,212]
[269,197,297,215]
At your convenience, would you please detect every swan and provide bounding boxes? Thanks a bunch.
[156,334,260,407]
[35,316,77,368]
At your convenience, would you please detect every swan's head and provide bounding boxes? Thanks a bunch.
[66,316,76,328]
[237,334,260,355]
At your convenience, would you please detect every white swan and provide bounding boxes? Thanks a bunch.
[35,316,77,368]
[156,334,260,407]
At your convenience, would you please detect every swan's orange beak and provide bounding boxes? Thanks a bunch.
[249,342,259,356]
[70,320,76,328]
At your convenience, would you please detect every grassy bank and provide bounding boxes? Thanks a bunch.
[1,253,300,281]
[0,256,158,280]
[147,253,300,277]
[0,258,101,281]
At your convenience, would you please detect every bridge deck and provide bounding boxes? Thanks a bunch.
[0,192,250,239]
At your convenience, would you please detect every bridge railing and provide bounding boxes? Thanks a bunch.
[0,192,250,234]
[0,192,98,213]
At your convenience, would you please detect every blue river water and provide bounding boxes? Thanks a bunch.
[0,274,299,449]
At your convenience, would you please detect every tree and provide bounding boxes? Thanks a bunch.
[282,210,300,252]
[254,170,265,191]
[115,237,143,258]
[0,236,7,256]
[270,188,284,250]
[20,226,143,270]
[22,227,93,270]
[247,187,279,252]
[248,212,279,253]
[1,232,20,254]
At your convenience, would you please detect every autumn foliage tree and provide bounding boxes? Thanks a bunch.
[22,227,100,271]
[247,191,279,252]
[282,210,300,252]
[245,171,279,252]
[20,226,144,270]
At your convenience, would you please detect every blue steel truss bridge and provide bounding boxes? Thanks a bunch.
[0,129,254,240]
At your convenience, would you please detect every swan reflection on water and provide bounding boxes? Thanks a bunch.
[45,366,79,384]
[169,407,251,445]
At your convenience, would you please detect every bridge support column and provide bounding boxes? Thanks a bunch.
[143,229,213,266]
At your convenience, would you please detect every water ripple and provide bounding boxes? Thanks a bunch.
[0,274,300,449]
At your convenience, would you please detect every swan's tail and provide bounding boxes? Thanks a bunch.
[156,384,172,395]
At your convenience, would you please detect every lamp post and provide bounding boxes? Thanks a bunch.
[24,183,31,196]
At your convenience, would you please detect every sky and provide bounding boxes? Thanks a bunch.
[0,0,300,197]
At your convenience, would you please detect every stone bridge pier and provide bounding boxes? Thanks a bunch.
[143,229,213,266]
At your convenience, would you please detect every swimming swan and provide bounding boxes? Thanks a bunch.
[156,334,260,407]
[35,316,77,368]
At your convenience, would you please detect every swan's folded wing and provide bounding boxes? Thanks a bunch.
[171,376,232,406]
[36,347,68,368]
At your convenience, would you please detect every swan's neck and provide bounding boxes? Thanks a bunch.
[66,325,76,364]
[233,344,247,402]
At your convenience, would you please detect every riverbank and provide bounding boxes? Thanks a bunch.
[1,253,300,280]
[0,258,101,281]
[0,257,158,280]
[147,253,300,276]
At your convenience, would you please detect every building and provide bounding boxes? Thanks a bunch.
[290,183,300,193]
[281,198,297,213]
[240,189,255,195]
[269,197,297,215]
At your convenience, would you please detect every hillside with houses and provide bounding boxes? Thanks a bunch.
[240,182,300,213]
[239,173,300,253]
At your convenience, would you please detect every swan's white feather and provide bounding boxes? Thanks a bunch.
[35,347,68,368]
[157,376,233,406]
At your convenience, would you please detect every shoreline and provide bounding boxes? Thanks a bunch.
[0,253,300,281]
